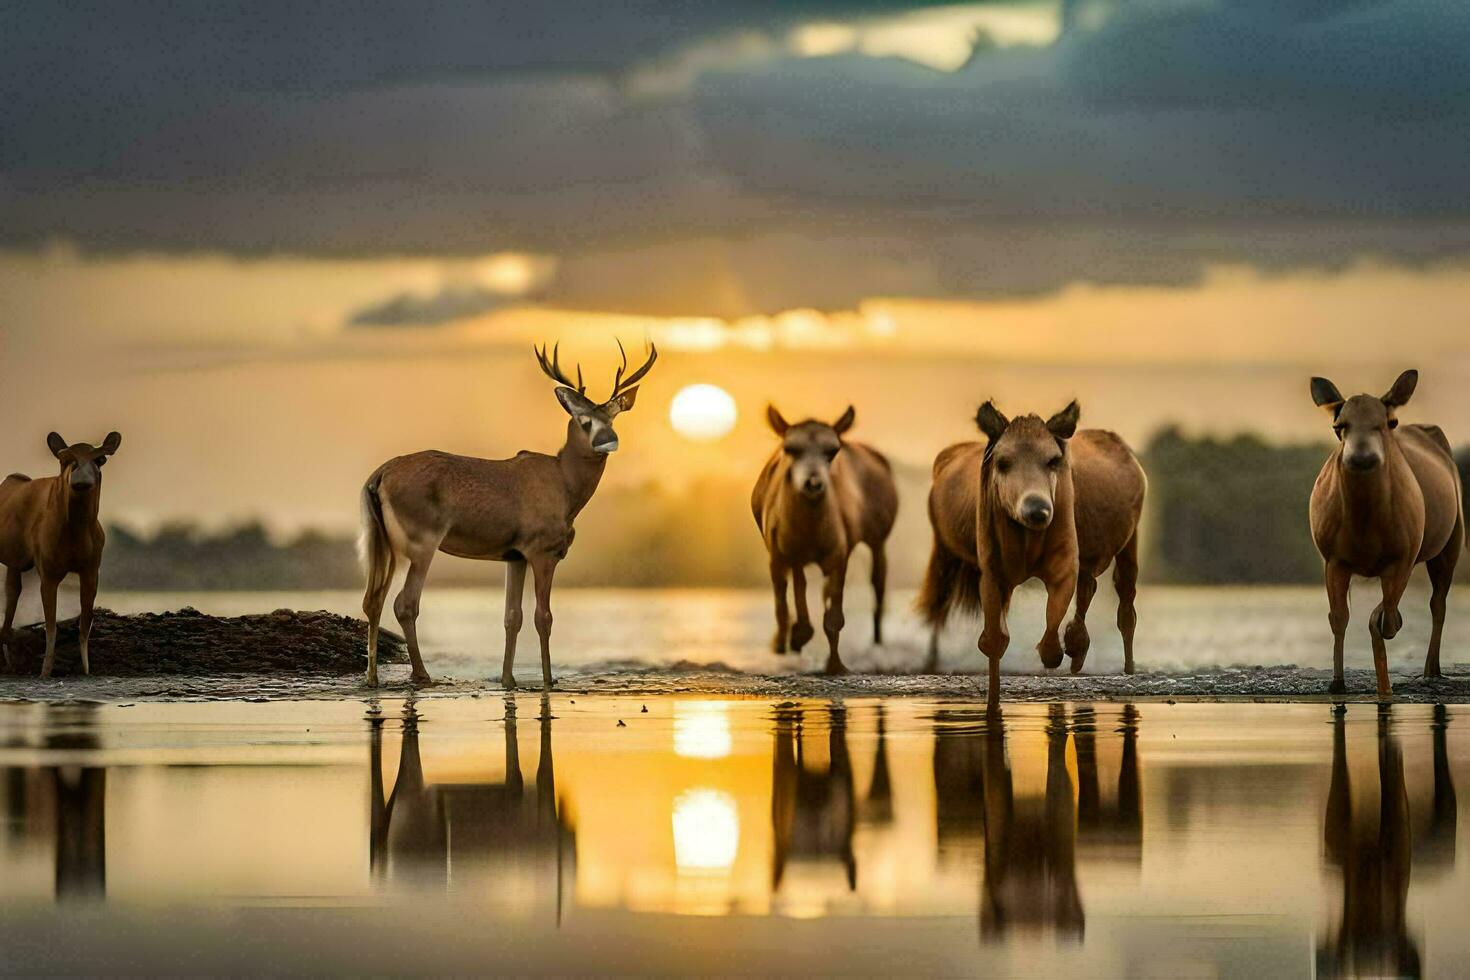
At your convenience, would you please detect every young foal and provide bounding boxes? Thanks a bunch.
[1309,370,1463,697]
[919,402,1145,711]
[752,406,898,674]
[0,432,122,677]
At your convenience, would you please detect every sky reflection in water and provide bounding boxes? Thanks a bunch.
[0,698,1464,976]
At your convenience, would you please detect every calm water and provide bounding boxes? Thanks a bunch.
[0,697,1464,976]
[93,583,1470,680]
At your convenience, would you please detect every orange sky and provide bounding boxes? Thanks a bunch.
[4,246,1469,529]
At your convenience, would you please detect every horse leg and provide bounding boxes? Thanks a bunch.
[1424,521,1461,679]
[530,555,559,690]
[501,559,527,688]
[1,567,21,672]
[1113,532,1141,675]
[1037,569,1076,670]
[1325,561,1351,695]
[769,557,790,654]
[821,556,849,675]
[870,544,888,647]
[979,576,1013,714]
[1064,572,1097,672]
[393,546,438,685]
[790,566,815,652]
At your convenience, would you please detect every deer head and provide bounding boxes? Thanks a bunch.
[47,431,121,493]
[535,340,657,454]
[767,404,855,501]
[976,400,1079,530]
[1310,369,1417,474]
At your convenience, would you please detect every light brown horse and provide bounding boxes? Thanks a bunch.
[1309,370,1463,697]
[0,432,122,677]
[919,401,1145,711]
[752,406,898,674]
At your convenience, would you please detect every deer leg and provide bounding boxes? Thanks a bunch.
[790,566,814,653]
[38,574,60,679]
[393,552,436,685]
[769,558,790,654]
[1113,532,1140,675]
[1038,569,1076,671]
[1368,566,1412,700]
[1325,561,1351,695]
[979,576,1013,714]
[502,559,527,688]
[77,566,97,676]
[530,556,559,691]
[870,544,888,647]
[362,548,397,690]
[925,625,942,674]
[820,557,849,675]
[1064,572,1097,671]
[1,567,21,672]
[1424,530,1460,679]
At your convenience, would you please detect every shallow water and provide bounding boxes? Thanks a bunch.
[98,582,1470,680]
[0,697,1464,976]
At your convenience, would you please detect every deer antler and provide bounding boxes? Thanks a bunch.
[534,342,585,394]
[610,338,658,400]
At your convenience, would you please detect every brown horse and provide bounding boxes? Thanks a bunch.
[919,401,1145,711]
[1309,370,1463,697]
[752,405,898,674]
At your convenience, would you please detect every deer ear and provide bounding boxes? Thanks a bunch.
[605,386,638,417]
[101,432,122,455]
[1045,400,1080,441]
[46,432,67,458]
[1381,369,1417,409]
[767,404,789,436]
[554,386,596,417]
[975,401,1008,443]
[833,405,856,435]
[1310,376,1344,415]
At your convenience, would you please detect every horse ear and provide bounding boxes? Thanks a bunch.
[101,432,122,455]
[766,404,789,436]
[46,432,67,458]
[975,401,1008,443]
[1382,369,1417,409]
[1310,377,1344,415]
[1045,400,1080,441]
[832,405,856,435]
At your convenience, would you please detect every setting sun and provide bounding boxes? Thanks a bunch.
[669,383,738,441]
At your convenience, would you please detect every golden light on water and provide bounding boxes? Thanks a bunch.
[673,701,733,759]
[668,384,738,441]
[671,789,740,875]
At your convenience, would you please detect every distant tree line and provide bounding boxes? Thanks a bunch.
[99,435,1470,591]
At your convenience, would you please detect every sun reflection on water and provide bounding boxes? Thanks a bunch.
[673,701,733,759]
[672,788,740,875]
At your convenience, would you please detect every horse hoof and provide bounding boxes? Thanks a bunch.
[501,675,516,690]
[791,624,815,651]
[1068,655,1087,675]
[824,660,849,676]
[771,636,788,655]
[411,672,433,686]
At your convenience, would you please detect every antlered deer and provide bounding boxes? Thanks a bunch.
[0,432,122,677]
[1309,370,1463,697]
[359,342,656,688]
[752,406,898,674]
[919,401,1145,711]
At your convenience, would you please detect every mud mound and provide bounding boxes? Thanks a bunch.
[1,607,406,677]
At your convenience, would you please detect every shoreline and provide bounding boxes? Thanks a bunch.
[2,662,1467,704]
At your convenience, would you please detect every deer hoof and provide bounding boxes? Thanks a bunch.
[1328,677,1346,695]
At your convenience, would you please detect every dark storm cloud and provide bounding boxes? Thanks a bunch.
[3,0,1468,313]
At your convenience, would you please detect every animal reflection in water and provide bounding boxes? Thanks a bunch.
[0,705,107,902]
[933,704,1142,942]
[369,697,575,914]
[770,704,859,891]
[1319,705,1458,979]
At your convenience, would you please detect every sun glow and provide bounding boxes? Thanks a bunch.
[669,384,738,441]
